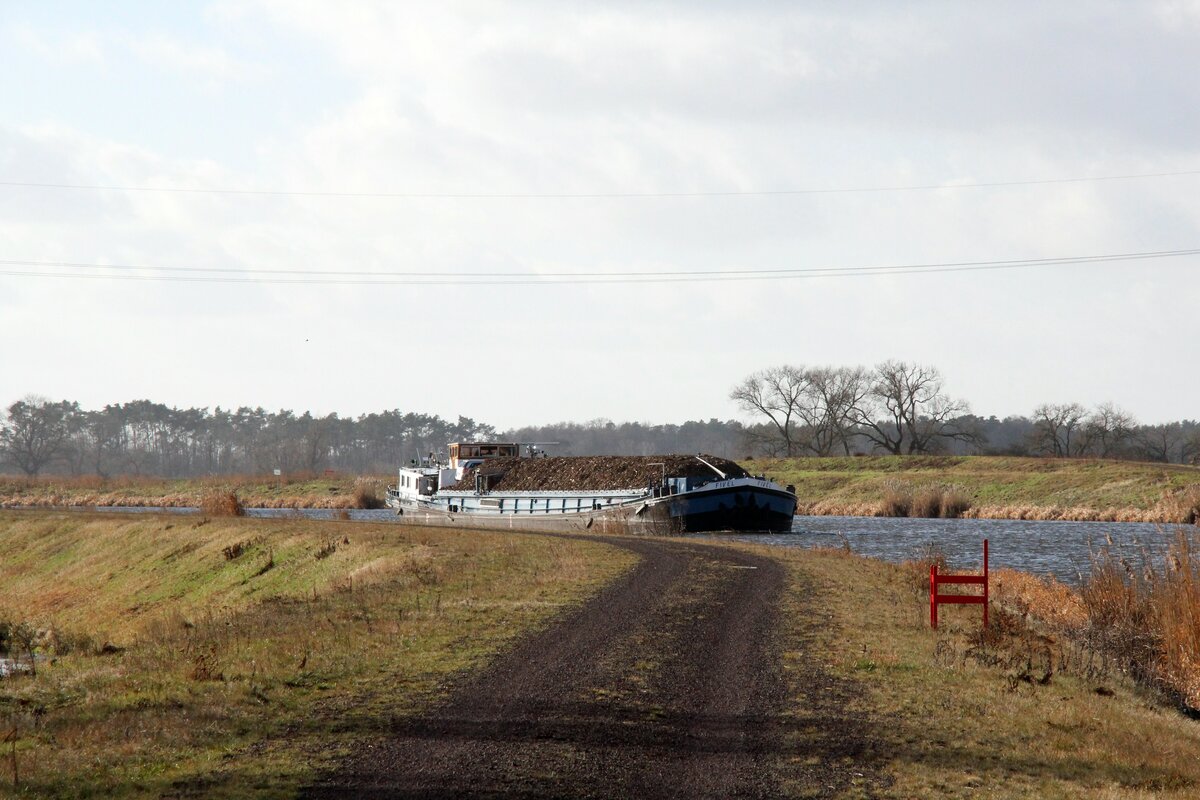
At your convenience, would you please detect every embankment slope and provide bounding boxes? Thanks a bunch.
[754,455,1200,522]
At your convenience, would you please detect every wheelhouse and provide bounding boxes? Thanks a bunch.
[449,442,521,471]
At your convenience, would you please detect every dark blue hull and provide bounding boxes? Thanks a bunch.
[662,483,796,532]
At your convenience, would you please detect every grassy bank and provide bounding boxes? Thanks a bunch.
[0,511,634,797]
[750,455,1200,523]
[0,473,393,510]
[770,542,1200,797]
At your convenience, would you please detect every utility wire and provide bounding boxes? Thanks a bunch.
[2,168,1200,199]
[0,248,1195,286]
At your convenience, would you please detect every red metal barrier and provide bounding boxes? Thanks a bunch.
[930,539,988,629]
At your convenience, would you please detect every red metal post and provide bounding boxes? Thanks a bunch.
[930,563,938,629]
[983,538,989,629]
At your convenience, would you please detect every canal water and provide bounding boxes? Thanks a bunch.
[724,515,1192,583]
[36,505,1198,583]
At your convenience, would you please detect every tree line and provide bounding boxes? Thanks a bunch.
[729,361,1200,464]
[0,399,496,478]
[2,371,1198,477]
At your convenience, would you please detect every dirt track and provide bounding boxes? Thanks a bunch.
[303,536,881,798]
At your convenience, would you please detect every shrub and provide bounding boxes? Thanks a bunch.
[199,491,245,517]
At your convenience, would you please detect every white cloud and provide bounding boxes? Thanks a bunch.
[12,24,105,65]
[3,2,1200,426]
[128,33,264,83]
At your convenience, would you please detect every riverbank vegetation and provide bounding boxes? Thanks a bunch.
[0,512,633,796]
[994,528,1200,712]
[752,455,1200,522]
[782,539,1200,796]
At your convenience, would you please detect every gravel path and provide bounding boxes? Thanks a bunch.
[303,535,880,798]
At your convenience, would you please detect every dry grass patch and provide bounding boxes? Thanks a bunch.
[771,545,1200,798]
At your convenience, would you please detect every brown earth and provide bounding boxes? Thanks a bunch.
[453,454,751,492]
[302,536,885,798]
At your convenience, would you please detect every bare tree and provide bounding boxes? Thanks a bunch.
[1182,427,1200,466]
[0,396,80,477]
[730,366,813,456]
[1030,402,1088,457]
[849,361,974,454]
[1082,403,1137,458]
[807,366,871,455]
[1136,422,1186,463]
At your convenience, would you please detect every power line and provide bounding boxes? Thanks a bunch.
[3,168,1200,200]
[0,248,1195,286]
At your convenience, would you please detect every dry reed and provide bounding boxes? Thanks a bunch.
[1079,529,1200,709]
[352,479,385,510]
[878,481,973,519]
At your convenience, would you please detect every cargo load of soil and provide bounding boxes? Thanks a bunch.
[451,454,750,492]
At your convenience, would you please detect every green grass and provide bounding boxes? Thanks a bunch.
[0,511,635,797]
[747,455,1200,521]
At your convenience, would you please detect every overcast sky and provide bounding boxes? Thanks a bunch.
[3,1,1199,429]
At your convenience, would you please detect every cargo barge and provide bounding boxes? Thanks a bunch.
[385,443,796,535]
